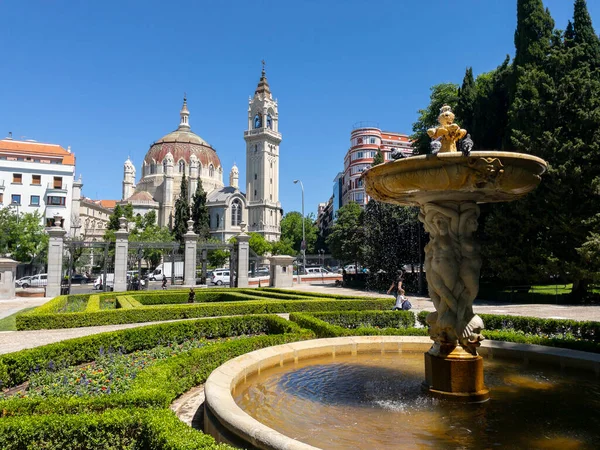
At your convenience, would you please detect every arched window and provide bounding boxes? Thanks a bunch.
[266,114,272,129]
[231,199,242,226]
[209,164,214,177]
[178,160,185,173]
[150,163,156,174]
[254,113,262,129]
[163,160,167,173]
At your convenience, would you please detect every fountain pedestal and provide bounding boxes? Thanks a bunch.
[424,349,489,402]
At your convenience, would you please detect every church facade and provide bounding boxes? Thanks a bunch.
[120,69,282,242]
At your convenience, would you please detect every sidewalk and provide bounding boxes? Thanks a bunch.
[0,296,52,320]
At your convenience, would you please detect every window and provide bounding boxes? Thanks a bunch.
[216,213,220,228]
[254,113,262,128]
[370,151,376,157]
[32,175,41,185]
[357,151,364,159]
[150,163,156,174]
[254,144,258,153]
[0,193,3,204]
[254,189,257,197]
[163,160,167,173]
[47,196,66,206]
[231,199,242,226]
[53,177,62,189]
[12,173,22,184]
[209,165,214,177]
[254,173,257,180]
[370,137,376,144]
[266,114,273,129]
[30,195,40,206]
[11,194,21,205]
[179,160,185,173]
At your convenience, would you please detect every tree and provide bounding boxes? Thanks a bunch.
[456,67,476,133]
[208,248,229,268]
[106,203,134,233]
[271,238,296,256]
[173,173,190,244]
[129,211,174,268]
[326,203,365,267]
[411,83,459,155]
[371,149,384,166]
[362,201,419,277]
[280,211,318,254]
[573,0,600,66]
[191,178,210,241]
[248,232,272,256]
[0,209,48,264]
[513,0,555,69]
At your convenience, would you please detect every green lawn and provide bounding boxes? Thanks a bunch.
[0,307,36,331]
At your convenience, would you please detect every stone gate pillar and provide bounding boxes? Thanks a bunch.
[183,218,197,286]
[46,216,67,298]
[236,224,250,288]
[0,257,19,299]
[268,255,295,288]
[114,216,129,292]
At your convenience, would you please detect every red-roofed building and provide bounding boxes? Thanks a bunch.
[0,134,79,232]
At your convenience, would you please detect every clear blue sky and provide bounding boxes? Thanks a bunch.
[1,0,598,217]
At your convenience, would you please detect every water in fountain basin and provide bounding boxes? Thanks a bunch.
[234,352,599,449]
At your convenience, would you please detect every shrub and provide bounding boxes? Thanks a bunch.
[84,295,101,313]
[0,408,234,449]
[310,310,416,329]
[16,298,395,330]
[1,315,305,387]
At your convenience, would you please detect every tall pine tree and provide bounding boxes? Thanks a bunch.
[573,0,600,65]
[456,67,476,133]
[173,173,190,244]
[191,178,210,241]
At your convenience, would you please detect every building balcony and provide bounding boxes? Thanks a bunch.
[46,182,67,195]
[244,128,282,141]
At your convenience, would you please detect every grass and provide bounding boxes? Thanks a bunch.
[0,308,36,331]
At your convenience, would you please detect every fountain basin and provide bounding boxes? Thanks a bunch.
[203,336,600,449]
[361,151,547,205]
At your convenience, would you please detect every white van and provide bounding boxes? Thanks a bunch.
[23,274,47,288]
[94,274,114,290]
[305,267,331,275]
[211,270,230,286]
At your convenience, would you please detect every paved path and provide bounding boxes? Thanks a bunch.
[1,284,599,356]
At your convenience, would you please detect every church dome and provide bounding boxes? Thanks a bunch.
[143,97,222,170]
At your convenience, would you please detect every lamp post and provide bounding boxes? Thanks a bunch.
[293,180,306,272]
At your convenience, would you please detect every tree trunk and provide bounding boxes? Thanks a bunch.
[571,278,590,302]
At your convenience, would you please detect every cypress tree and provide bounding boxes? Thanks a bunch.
[456,67,476,133]
[513,0,555,68]
[191,178,210,241]
[173,173,190,244]
[573,0,600,65]
[371,149,384,166]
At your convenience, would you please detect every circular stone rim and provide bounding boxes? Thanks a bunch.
[203,336,600,450]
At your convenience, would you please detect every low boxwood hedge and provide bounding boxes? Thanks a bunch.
[416,310,600,353]
[16,298,395,330]
[0,408,234,450]
[1,315,306,387]
[309,310,416,329]
[290,312,427,338]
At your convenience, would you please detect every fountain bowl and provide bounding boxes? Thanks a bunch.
[203,336,599,450]
[361,151,547,206]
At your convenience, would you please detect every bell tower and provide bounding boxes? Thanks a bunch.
[244,62,282,241]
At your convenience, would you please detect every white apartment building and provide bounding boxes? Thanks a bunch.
[79,198,115,241]
[0,136,77,231]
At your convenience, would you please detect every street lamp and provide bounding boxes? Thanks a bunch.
[293,179,306,272]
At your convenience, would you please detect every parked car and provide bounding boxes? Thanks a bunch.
[211,270,230,286]
[22,274,48,288]
[70,274,90,285]
[249,267,270,277]
[15,276,32,287]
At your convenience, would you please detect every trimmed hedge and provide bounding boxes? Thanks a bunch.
[116,296,134,309]
[1,315,306,387]
[0,408,234,449]
[290,312,427,338]
[84,295,100,313]
[309,310,416,329]
[16,298,395,330]
[416,310,600,353]
[260,287,373,300]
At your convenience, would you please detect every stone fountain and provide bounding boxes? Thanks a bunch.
[361,105,547,402]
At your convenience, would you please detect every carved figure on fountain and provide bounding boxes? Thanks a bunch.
[427,105,467,153]
[420,202,485,356]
